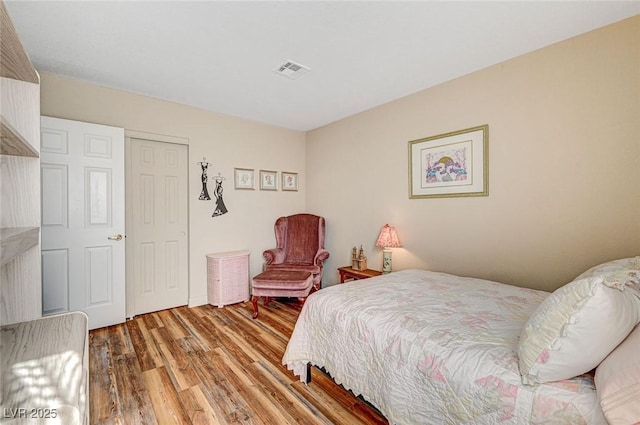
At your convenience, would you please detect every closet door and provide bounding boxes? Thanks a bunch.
[128,138,189,316]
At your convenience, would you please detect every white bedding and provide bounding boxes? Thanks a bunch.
[282,269,606,425]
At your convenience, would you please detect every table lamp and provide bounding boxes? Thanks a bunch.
[375,224,402,274]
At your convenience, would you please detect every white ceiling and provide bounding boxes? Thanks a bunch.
[6,1,640,131]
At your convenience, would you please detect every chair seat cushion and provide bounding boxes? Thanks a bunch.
[253,270,313,291]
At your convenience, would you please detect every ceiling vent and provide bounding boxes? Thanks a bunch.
[274,60,310,80]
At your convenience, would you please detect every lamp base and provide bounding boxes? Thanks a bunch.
[382,249,392,274]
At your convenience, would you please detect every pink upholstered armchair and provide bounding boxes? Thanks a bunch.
[263,214,330,290]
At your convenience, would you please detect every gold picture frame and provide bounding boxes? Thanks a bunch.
[408,125,488,199]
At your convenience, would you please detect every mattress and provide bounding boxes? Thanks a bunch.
[282,269,606,425]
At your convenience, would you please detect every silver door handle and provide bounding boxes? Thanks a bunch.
[108,234,123,241]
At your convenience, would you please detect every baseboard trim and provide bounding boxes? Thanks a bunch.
[188,295,208,308]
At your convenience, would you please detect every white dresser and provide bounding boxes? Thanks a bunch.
[207,250,250,307]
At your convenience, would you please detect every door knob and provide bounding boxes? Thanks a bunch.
[108,234,123,241]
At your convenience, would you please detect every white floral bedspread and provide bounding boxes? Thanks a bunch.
[282,269,606,425]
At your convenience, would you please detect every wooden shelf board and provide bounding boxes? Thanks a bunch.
[0,227,39,266]
[0,116,39,157]
[0,2,39,84]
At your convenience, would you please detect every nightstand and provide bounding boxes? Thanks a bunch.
[337,266,382,283]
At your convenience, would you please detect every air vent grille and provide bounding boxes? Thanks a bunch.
[274,59,310,80]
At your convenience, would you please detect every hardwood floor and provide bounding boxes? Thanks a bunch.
[89,300,388,425]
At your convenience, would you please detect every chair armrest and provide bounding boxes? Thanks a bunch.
[263,248,285,265]
[314,249,330,266]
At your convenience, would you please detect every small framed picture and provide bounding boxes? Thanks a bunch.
[234,168,254,190]
[282,171,298,191]
[259,170,278,191]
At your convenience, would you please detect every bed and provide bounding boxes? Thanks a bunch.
[282,268,630,425]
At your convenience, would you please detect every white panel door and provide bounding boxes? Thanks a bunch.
[40,116,125,330]
[128,138,188,315]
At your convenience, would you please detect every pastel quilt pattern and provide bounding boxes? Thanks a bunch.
[282,269,606,425]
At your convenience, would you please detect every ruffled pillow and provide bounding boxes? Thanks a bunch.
[602,269,640,290]
[518,273,640,385]
[573,256,640,281]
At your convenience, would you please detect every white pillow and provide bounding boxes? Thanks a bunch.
[573,256,640,281]
[518,273,640,385]
[595,323,640,425]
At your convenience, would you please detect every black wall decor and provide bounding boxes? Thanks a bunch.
[198,158,211,200]
[212,173,228,217]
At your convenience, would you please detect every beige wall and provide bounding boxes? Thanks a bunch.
[39,16,639,302]
[40,74,306,310]
[307,16,640,291]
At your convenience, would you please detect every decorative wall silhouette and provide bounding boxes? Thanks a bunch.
[212,173,228,217]
[197,158,211,200]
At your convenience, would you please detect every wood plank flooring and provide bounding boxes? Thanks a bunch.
[89,300,389,425]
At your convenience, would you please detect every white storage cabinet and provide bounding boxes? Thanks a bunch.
[207,250,250,307]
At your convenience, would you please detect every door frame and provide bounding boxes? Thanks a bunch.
[124,130,190,319]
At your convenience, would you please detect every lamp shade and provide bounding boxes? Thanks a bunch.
[375,224,402,248]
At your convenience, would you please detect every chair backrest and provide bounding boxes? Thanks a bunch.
[274,214,325,264]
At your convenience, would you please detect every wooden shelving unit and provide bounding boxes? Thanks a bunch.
[0,6,88,425]
[0,0,42,325]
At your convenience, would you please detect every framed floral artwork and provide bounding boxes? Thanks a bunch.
[259,170,277,191]
[408,125,488,199]
[234,168,254,190]
[281,171,298,191]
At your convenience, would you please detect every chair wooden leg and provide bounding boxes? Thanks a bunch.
[251,296,259,319]
[264,296,273,307]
